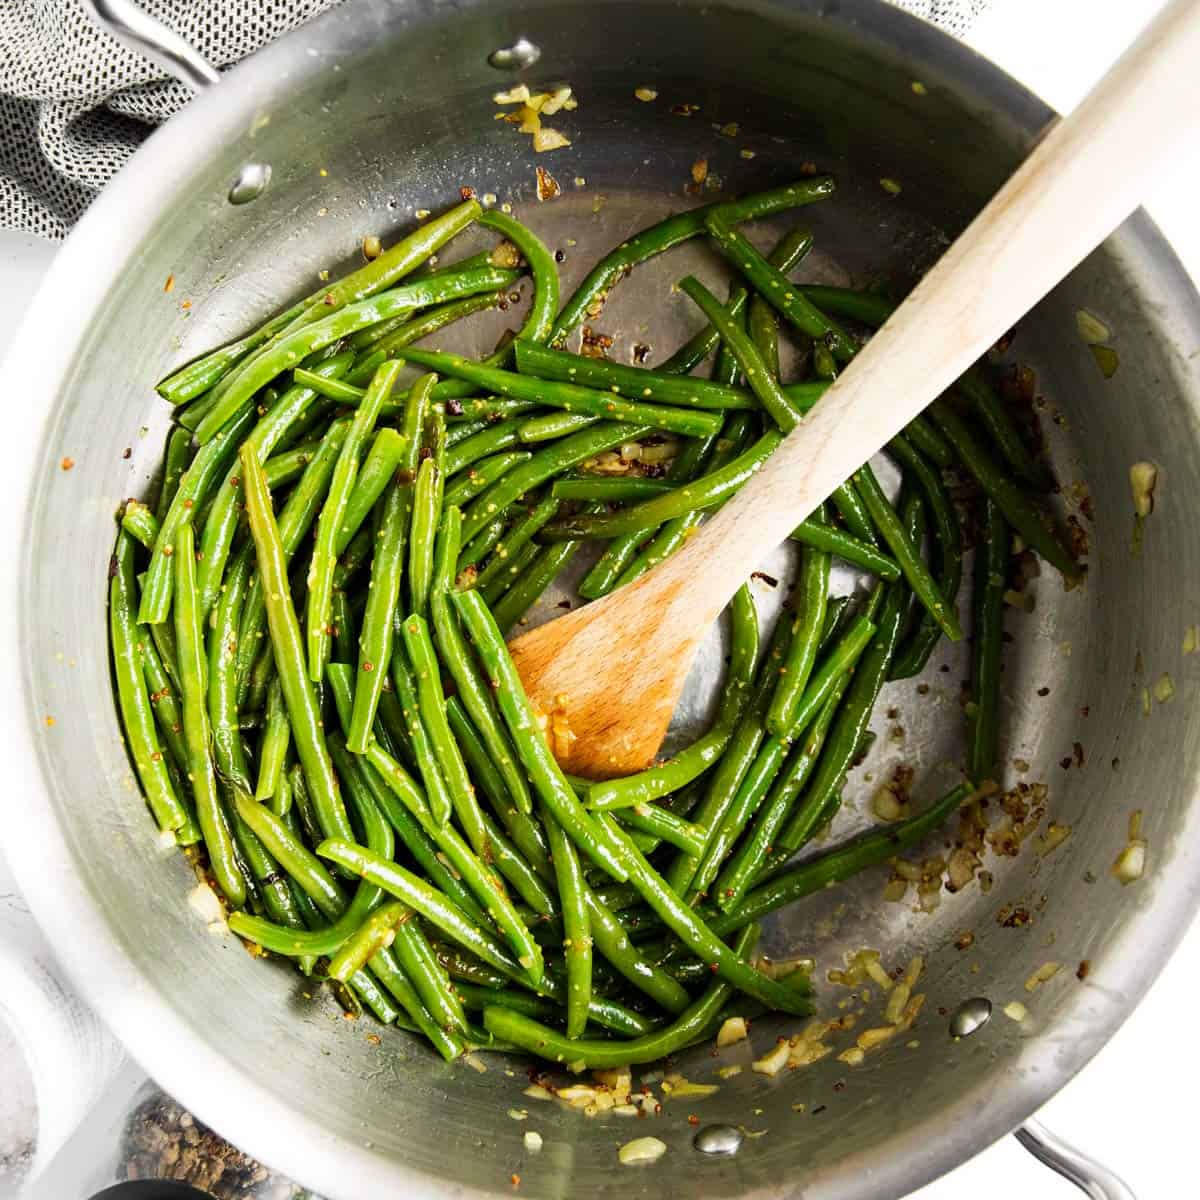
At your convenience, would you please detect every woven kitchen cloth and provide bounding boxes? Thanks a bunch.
[0,0,987,239]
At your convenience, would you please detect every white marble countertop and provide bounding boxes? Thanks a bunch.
[3,0,1198,1195]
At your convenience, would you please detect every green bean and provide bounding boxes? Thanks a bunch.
[317,839,524,978]
[345,968,400,1024]
[307,362,402,680]
[715,679,849,910]
[238,448,354,845]
[406,415,444,619]
[446,418,490,448]
[927,398,1078,578]
[431,509,532,815]
[444,451,531,510]
[206,550,253,793]
[227,803,308,929]
[491,538,582,633]
[397,349,724,440]
[346,294,504,385]
[542,429,781,541]
[483,923,763,1066]
[787,520,901,579]
[517,412,598,442]
[479,541,539,606]
[460,421,649,543]
[665,619,791,898]
[852,464,962,641]
[289,371,367,404]
[550,478,670,503]
[138,403,257,625]
[194,261,514,444]
[539,804,591,1038]
[778,584,907,854]
[704,213,854,358]
[970,498,1007,784]
[153,428,194,524]
[887,433,964,678]
[135,625,188,772]
[444,420,524,478]
[549,178,835,345]
[584,890,690,1014]
[369,946,466,1060]
[336,428,410,553]
[232,792,346,921]
[471,496,560,594]
[196,352,354,618]
[616,804,706,857]
[901,413,953,468]
[599,817,811,1014]
[120,500,158,550]
[586,586,760,811]
[328,902,408,983]
[387,655,453,826]
[445,697,549,872]
[110,534,187,833]
[453,982,656,1038]
[451,589,629,882]
[388,911,469,1034]
[697,615,877,903]
[171,525,245,903]
[767,512,830,736]
[748,293,780,378]
[400,613,489,845]
[513,340,756,411]
[477,209,560,344]
[713,783,976,938]
[234,420,351,697]
[346,474,411,754]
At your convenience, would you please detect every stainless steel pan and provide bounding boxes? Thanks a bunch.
[6,0,1200,1196]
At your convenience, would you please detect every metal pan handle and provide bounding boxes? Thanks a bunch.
[80,0,219,91]
[1015,1120,1137,1199]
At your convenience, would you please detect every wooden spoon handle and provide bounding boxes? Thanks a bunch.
[632,0,1200,629]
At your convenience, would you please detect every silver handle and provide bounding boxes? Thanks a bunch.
[80,0,220,91]
[1015,1120,1137,1200]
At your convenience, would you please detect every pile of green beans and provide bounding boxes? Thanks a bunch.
[110,181,1077,1066]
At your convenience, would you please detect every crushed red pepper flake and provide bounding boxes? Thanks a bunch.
[60,456,75,471]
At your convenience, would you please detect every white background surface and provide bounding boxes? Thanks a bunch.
[1,0,1198,1195]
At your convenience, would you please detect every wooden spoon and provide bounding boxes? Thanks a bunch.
[510,0,1200,778]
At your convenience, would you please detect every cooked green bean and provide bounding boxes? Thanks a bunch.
[616,803,707,857]
[970,498,1007,784]
[514,340,757,410]
[328,902,408,984]
[540,804,591,1038]
[369,946,466,1060]
[887,432,964,678]
[550,478,669,503]
[451,589,629,882]
[388,911,470,1035]
[432,509,533,815]
[172,525,245,904]
[490,537,582,633]
[478,209,560,345]
[927,398,1078,578]
[397,348,724,439]
[517,412,598,443]
[120,500,158,550]
[549,178,835,344]
[234,420,351,697]
[444,419,525,478]
[459,421,649,544]
[337,428,410,550]
[346,469,411,754]
[444,451,531,510]
[135,625,188,772]
[542,429,782,540]
[307,362,402,680]
[238,448,354,846]
[470,496,559,594]
[206,550,254,793]
[767,513,830,736]
[138,403,257,625]
[110,533,187,833]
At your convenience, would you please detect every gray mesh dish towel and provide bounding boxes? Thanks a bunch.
[0,0,987,239]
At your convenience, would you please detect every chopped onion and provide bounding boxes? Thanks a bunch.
[857,1026,897,1052]
[1154,673,1175,704]
[156,829,178,851]
[1024,962,1062,993]
[188,882,224,925]
[1112,840,1146,885]
[494,84,532,105]
[716,1016,748,1047]
[1075,309,1110,344]
[533,127,571,153]
[751,1038,790,1077]
[717,1065,742,1079]
[864,958,894,991]
[884,983,911,1026]
[619,1137,667,1166]
[613,1104,640,1117]
[508,1108,528,1121]
[1129,461,1158,517]
[837,1047,865,1066]
[463,1053,488,1073]
[634,86,658,102]
[1035,822,1072,856]
[1003,1001,1028,1022]
[524,1130,543,1153]
[1183,625,1199,654]
[540,86,574,115]
[872,783,906,822]
[663,1079,718,1099]
[523,1084,554,1101]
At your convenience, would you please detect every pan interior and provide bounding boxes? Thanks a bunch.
[20,2,1200,1197]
